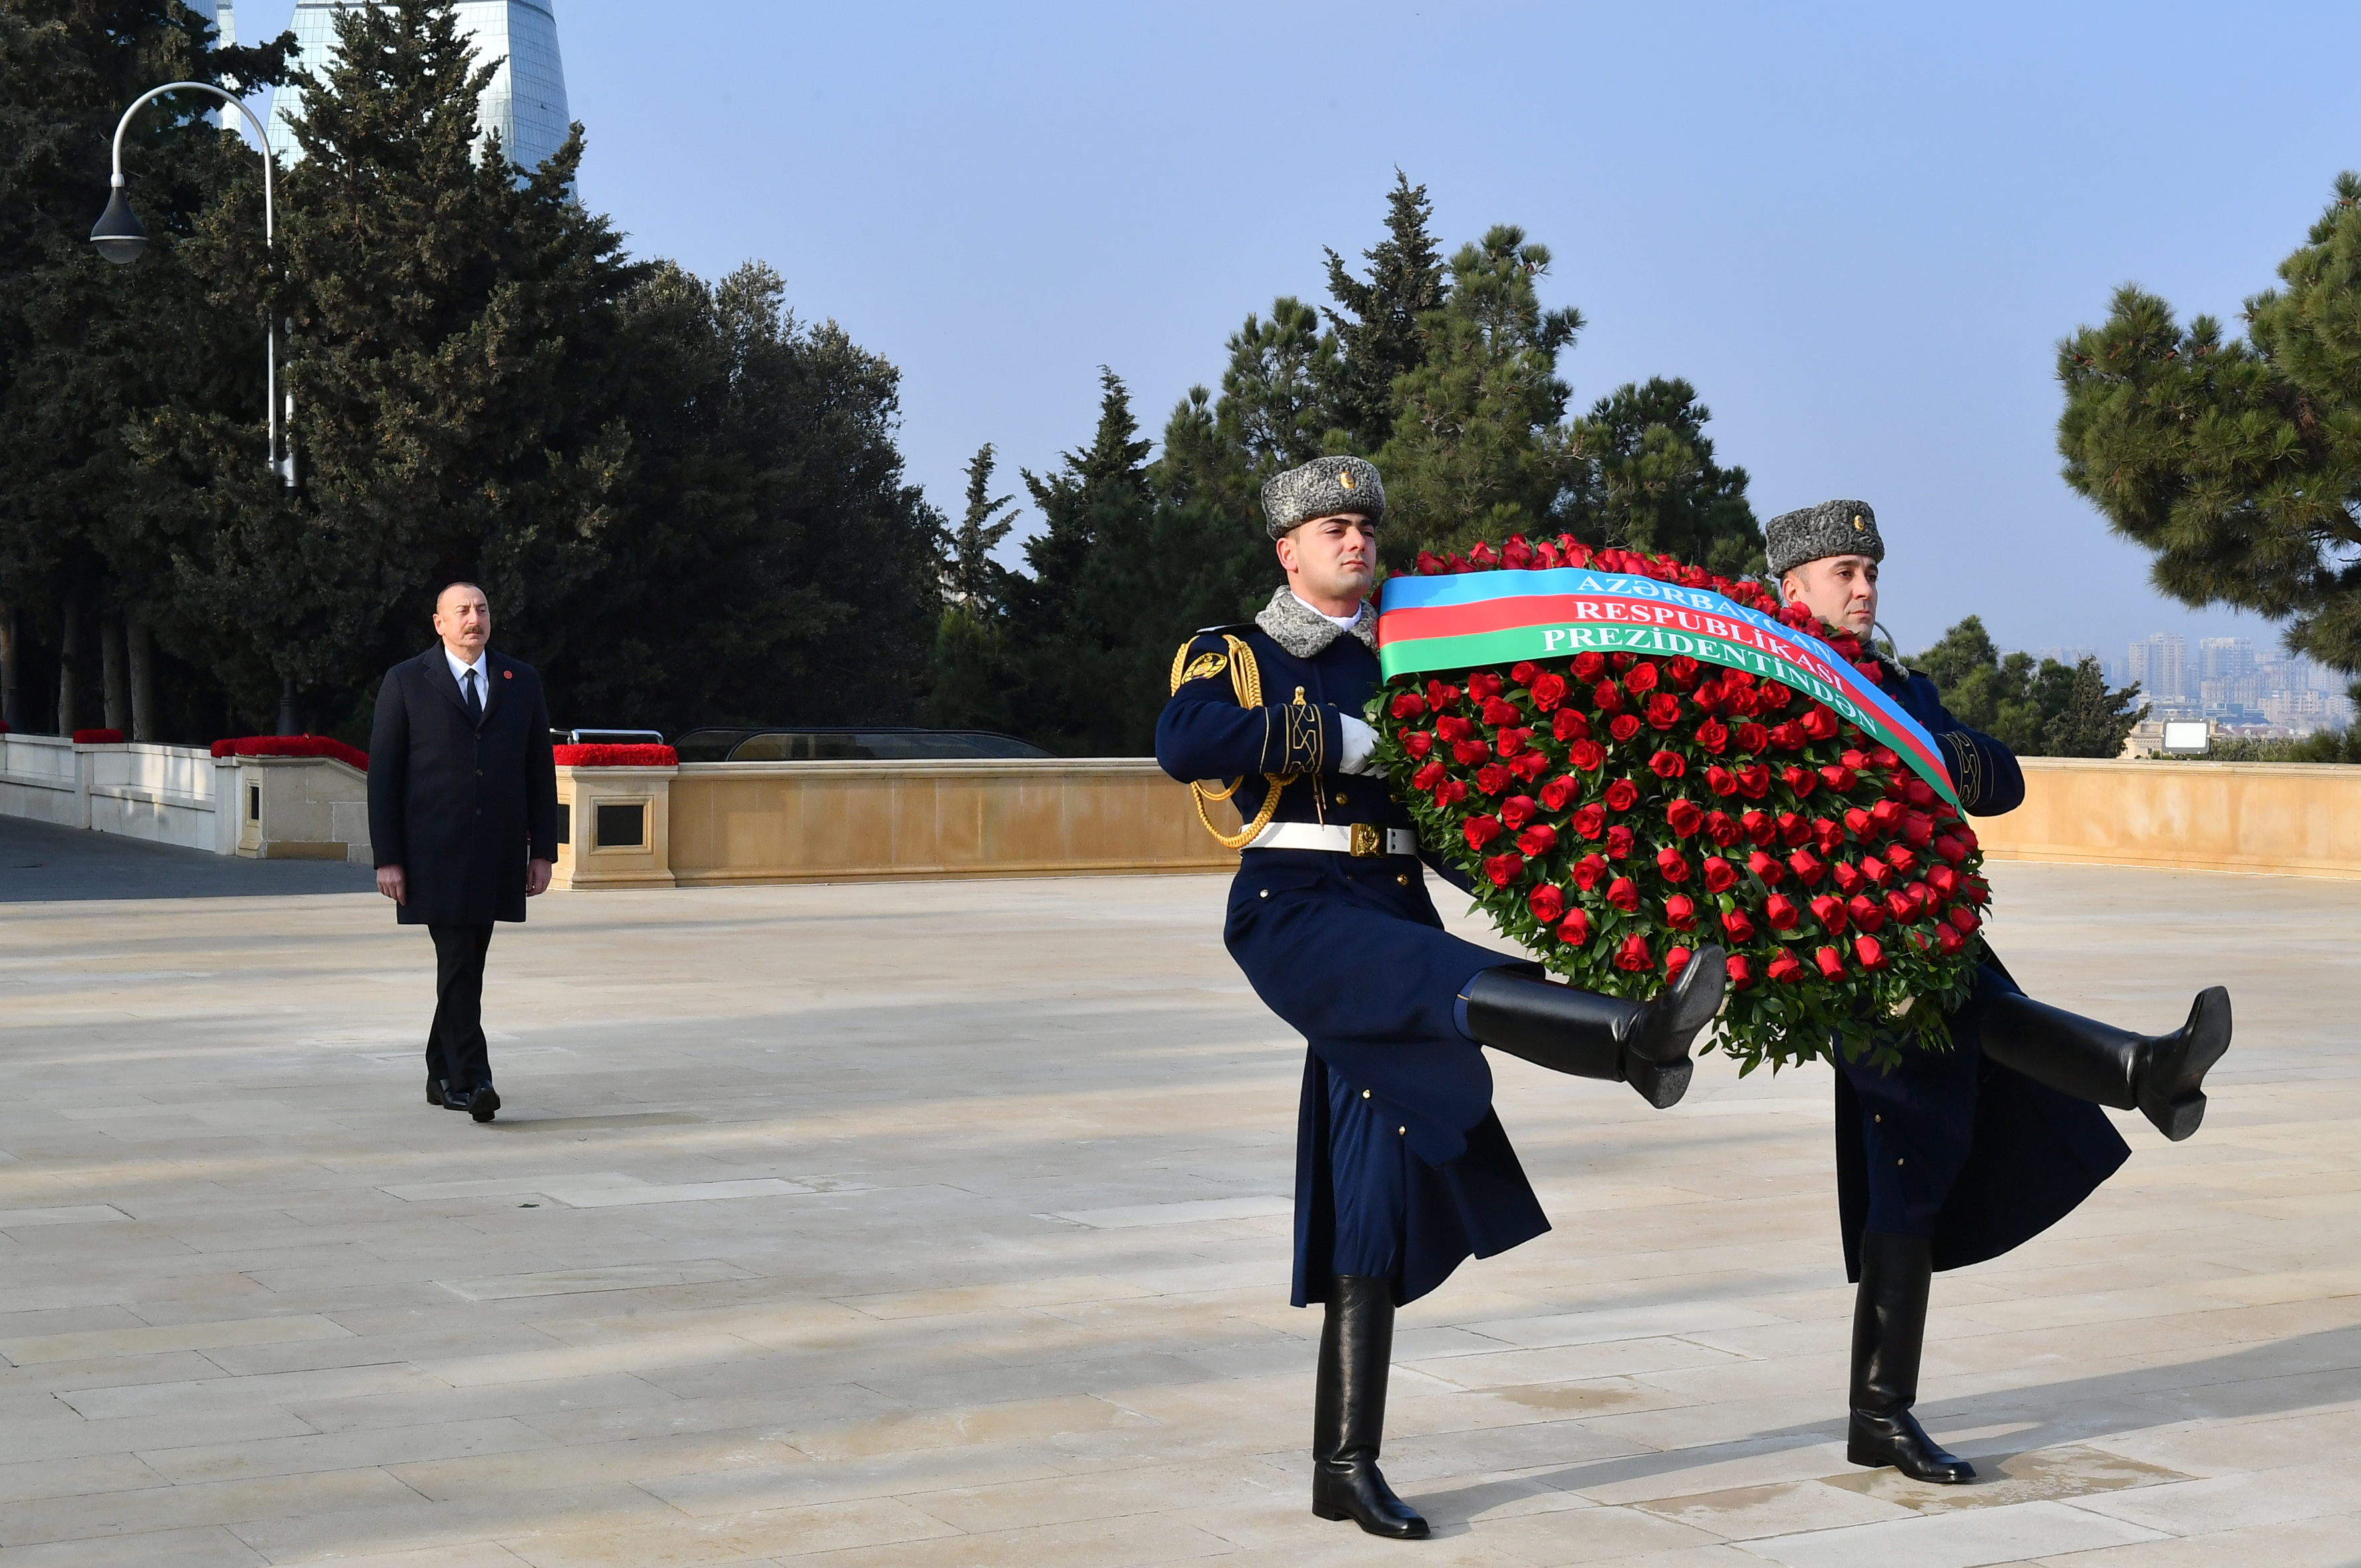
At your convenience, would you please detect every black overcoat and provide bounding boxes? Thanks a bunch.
[367,646,559,926]
[1830,665,2130,1280]
[1156,617,1549,1309]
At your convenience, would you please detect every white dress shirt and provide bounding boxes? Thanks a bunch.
[444,647,489,710]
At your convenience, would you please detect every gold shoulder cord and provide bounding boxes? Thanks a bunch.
[1170,634,1299,850]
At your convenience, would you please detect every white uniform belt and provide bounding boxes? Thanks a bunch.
[1243,822,1419,858]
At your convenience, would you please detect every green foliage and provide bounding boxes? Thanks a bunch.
[1564,377,1763,581]
[2058,173,2361,674]
[1910,616,2148,758]
[941,443,1017,619]
[1319,172,1447,457]
[2187,730,2361,762]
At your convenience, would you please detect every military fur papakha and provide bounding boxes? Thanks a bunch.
[1257,586,1377,659]
[1766,499,1884,579]
[1261,455,1385,539]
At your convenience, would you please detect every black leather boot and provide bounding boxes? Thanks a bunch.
[1311,1275,1427,1539]
[1978,987,2230,1141]
[1461,946,1727,1109]
[1847,1231,1973,1483]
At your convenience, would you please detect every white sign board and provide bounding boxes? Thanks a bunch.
[2162,720,2210,754]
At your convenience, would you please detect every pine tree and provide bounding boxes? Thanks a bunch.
[1565,377,1762,580]
[941,442,1017,618]
[1321,172,1446,455]
[2058,173,2361,676]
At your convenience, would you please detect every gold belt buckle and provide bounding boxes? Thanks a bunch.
[1349,823,1382,858]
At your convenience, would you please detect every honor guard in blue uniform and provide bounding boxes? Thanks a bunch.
[1156,456,1728,1540]
[1767,500,2235,1485]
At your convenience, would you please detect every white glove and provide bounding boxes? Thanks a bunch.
[1338,713,1384,775]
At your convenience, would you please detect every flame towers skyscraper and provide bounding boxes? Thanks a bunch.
[265,1,570,175]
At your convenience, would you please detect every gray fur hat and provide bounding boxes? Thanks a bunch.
[1765,498,1883,578]
[1260,455,1385,540]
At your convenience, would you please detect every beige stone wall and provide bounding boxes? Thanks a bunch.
[1974,757,2361,879]
[663,759,1241,885]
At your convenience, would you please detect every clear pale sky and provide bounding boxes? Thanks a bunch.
[233,1,2361,669]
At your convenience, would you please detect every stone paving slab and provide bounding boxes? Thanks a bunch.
[0,862,2354,1563]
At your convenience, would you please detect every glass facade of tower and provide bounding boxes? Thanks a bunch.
[267,1,570,177]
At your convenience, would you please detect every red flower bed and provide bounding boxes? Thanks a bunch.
[553,743,677,767]
[211,734,370,771]
[1375,536,1990,1072]
[73,728,125,744]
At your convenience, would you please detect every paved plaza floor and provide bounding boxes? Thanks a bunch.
[1,850,2356,1566]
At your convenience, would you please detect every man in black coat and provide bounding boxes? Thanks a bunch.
[367,582,560,1123]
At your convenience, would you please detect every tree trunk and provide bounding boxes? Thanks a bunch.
[127,610,156,742]
[56,592,81,736]
[101,609,131,734]
[0,603,19,733]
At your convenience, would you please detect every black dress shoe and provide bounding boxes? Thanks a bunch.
[1848,1406,1976,1483]
[468,1084,499,1123]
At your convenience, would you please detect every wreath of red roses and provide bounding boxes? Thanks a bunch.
[1373,536,1992,1071]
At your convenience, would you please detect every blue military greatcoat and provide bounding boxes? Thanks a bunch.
[1156,597,1549,1308]
[1831,666,2131,1280]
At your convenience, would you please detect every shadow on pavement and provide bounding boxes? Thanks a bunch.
[0,813,376,902]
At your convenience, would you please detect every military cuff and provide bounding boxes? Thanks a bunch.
[1257,699,1334,777]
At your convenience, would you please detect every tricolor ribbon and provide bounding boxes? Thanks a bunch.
[1375,567,1958,808]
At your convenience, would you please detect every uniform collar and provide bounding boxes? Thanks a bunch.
[1256,586,1376,658]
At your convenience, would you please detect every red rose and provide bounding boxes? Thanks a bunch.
[1933,835,1967,865]
[1765,893,1801,930]
[1571,854,1608,890]
[1425,680,1461,709]
[1539,775,1578,811]
[1604,778,1639,811]
[1735,722,1769,752]
[1606,876,1642,912]
[1530,673,1569,712]
[1435,714,1474,743]
[1831,862,1865,896]
[1496,726,1533,757]
[1390,692,1429,720]
[1769,948,1805,983]
[1758,682,1793,710]
[1412,761,1447,792]
[1516,823,1558,857]
[1749,850,1785,884]
[1935,924,1964,955]
[1624,662,1661,693]
[1605,825,1636,858]
[1550,708,1587,744]
[1665,894,1698,930]
[1800,704,1840,740]
[1847,894,1884,932]
[1815,946,1847,980]
[1464,816,1505,850]
[1906,778,1938,808]
[1955,825,1980,851]
[1608,714,1643,742]
[1927,864,1959,895]
[1886,846,1918,874]
[1510,749,1551,782]
[1476,763,1512,795]
[1812,817,1845,853]
[1666,799,1705,837]
[1528,884,1565,924]
[1870,746,1900,770]
[1667,655,1701,686]
[1649,750,1686,780]
[1481,697,1521,727]
[1559,908,1594,947]
[1843,806,1871,836]
[1788,849,1825,886]
[1614,934,1654,972]
[1742,810,1776,846]
[1777,812,1810,846]
[1884,890,1917,924]
[1809,894,1848,933]
[1571,802,1607,839]
[1702,856,1738,893]
[1841,749,1868,771]
[1872,798,1903,829]
[1736,764,1771,799]
[1594,680,1625,711]
[1403,732,1435,760]
[1646,692,1683,730]
[1769,721,1805,750]
[1721,908,1756,942]
[1499,794,1538,828]
[1453,739,1492,766]
[1569,739,1607,772]
[1902,811,1935,847]
[1861,856,1891,886]
[1819,764,1857,792]
[1483,852,1525,888]
[1571,651,1606,680]
[1510,660,1538,686]
[1705,810,1741,846]
[1665,945,1694,978]
[1949,906,1980,934]
[1705,765,1737,796]
[1904,880,1932,912]
[1854,934,1886,969]
[1695,718,1729,755]
[1434,778,1468,806]
[1781,764,1817,796]
[1725,954,1754,989]
[1657,846,1692,882]
[1469,670,1504,701]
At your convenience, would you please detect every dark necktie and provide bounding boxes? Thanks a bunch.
[463,668,483,725]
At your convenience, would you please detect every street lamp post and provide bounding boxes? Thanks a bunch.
[90,81,292,489]
[93,81,303,734]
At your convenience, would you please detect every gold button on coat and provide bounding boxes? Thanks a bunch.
[1396,874,1410,885]
[1361,1089,1371,1099]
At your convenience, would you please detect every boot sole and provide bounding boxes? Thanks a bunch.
[1624,945,1726,1104]
[1845,1438,1975,1482]
[2141,987,2229,1142]
[1628,1056,1693,1110]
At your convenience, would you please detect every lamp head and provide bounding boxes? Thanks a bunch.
[90,185,147,265]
